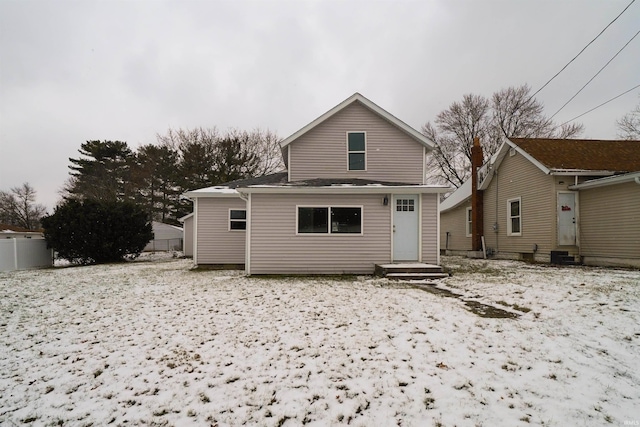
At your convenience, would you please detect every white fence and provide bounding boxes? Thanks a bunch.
[0,239,53,271]
[143,238,183,252]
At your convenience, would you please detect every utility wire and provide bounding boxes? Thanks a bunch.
[529,0,637,100]
[550,29,640,120]
[557,83,640,127]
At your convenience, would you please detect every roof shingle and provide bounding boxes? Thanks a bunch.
[509,138,640,172]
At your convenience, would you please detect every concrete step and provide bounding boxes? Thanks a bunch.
[375,263,446,276]
[386,272,450,281]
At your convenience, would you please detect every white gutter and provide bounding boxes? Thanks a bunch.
[239,185,451,195]
[569,172,640,190]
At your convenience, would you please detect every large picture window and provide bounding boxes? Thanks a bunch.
[507,198,521,236]
[298,206,362,234]
[229,209,247,230]
[347,132,366,171]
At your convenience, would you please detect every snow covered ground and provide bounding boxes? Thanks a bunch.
[1,254,638,426]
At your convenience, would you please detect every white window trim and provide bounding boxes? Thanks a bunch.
[466,207,472,237]
[295,205,364,236]
[228,208,247,231]
[507,197,522,236]
[346,131,367,172]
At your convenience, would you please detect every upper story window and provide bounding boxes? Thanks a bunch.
[297,206,362,234]
[507,197,521,236]
[347,132,366,171]
[229,209,247,231]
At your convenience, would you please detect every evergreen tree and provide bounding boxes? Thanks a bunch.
[64,140,135,201]
[42,199,152,264]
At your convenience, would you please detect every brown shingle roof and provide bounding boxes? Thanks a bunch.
[509,138,640,173]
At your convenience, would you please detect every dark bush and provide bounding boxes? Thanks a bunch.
[41,199,153,264]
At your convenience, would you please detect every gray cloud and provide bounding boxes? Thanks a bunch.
[1,0,638,209]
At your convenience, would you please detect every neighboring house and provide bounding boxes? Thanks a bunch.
[1,224,52,271]
[144,221,184,252]
[184,93,450,274]
[440,138,640,267]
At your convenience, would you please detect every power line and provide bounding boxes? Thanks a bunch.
[557,83,640,127]
[529,0,636,100]
[550,29,640,120]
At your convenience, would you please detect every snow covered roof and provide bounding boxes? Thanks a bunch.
[439,179,472,213]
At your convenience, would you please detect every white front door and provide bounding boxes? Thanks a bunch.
[558,192,577,246]
[393,195,419,261]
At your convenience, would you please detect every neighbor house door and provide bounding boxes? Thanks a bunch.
[558,192,577,246]
[393,195,419,261]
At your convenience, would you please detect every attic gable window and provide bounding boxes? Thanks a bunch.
[347,132,366,171]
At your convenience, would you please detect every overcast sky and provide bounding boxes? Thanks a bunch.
[1,0,639,210]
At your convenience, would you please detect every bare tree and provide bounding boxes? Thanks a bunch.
[423,84,584,188]
[248,128,285,176]
[617,98,640,140]
[0,183,47,229]
[422,94,490,187]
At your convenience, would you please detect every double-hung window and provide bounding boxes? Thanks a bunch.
[229,209,247,230]
[298,206,362,234]
[347,132,366,171]
[507,198,521,236]
[466,207,472,237]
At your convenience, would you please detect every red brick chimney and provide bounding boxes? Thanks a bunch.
[471,137,484,252]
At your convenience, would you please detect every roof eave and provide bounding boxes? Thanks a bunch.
[182,189,241,198]
[238,184,451,195]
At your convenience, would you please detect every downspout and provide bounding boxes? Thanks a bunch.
[237,190,250,275]
[494,169,499,254]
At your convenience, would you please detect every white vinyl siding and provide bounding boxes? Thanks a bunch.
[196,198,246,265]
[249,193,390,274]
[440,201,473,252]
[579,181,640,262]
[420,193,439,264]
[288,101,425,184]
[482,152,556,255]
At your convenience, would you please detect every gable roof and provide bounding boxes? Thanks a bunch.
[442,137,640,212]
[509,138,640,173]
[279,93,434,150]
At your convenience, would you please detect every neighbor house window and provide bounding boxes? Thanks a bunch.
[347,132,366,171]
[507,198,521,236]
[466,207,472,237]
[298,206,362,234]
[229,209,247,230]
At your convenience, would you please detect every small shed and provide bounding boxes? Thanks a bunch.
[178,214,194,257]
[0,224,53,271]
[144,221,183,252]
